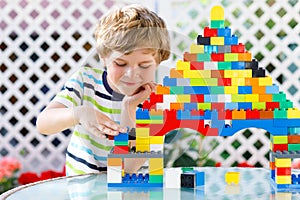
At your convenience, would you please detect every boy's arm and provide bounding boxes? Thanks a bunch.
[37,101,125,137]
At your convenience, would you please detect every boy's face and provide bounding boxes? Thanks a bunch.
[103,49,158,96]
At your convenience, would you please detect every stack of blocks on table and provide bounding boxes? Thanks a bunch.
[107,5,300,190]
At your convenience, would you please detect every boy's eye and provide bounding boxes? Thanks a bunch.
[139,65,151,69]
[114,61,126,67]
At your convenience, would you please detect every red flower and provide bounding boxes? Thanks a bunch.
[237,162,254,168]
[215,162,221,167]
[40,170,64,181]
[18,172,40,185]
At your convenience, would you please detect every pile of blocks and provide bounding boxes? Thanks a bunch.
[107,5,300,190]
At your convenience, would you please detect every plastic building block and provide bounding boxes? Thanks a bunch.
[181,171,205,188]
[225,172,240,185]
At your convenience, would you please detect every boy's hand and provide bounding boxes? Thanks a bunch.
[74,106,127,139]
[122,82,156,109]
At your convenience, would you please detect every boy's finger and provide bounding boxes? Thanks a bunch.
[103,121,125,132]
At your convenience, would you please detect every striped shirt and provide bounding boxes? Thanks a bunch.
[53,66,125,176]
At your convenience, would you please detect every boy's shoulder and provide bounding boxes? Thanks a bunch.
[81,66,105,74]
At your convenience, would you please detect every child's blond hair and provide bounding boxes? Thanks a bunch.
[94,4,170,63]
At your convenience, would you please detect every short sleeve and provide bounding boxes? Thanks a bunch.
[52,69,84,108]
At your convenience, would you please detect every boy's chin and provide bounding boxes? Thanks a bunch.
[119,86,140,96]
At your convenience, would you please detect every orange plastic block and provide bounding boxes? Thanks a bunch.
[270,162,275,170]
[259,110,274,119]
[108,158,122,166]
[232,109,246,119]
[245,78,259,86]
[170,68,183,78]
[288,135,300,144]
[184,52,197,62]
[211,70,224,78]
[170,103,184,110]
[238,52,251,61]
[150,109,163,116]
[259,94,272,102]
[252,86,266,94]
[156,85,170,94]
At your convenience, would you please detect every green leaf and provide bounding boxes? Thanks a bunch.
[173,153,197,167]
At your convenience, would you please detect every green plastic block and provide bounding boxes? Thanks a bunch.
[170,86,184,94]
[190,78,217,86]
[114,141,128,146]
[224,53,238,62]
[280,100,293,109]
[150,115,163,120]
[198,103,211,110]
[272,92,286,102]
[274,109,287,119]
[181,167,194,172]
[288,144,300,151]
[197,53,211,61]
[210,86,224,94]
[149,175,163,183]
[218,62,231,70]
[232,94,245,102]
[211,20,225,28]
[252,102,266,110]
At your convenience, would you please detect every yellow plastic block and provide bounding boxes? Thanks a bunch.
[224,86,238,94]
[211,5,224,20]
[210,37,224,45]
[136,138,149,144]
[238,69,252,78]
[224,53,238,62]
[272,136,288,144]
[136,128,149,137]
[231,78,245,86]
[231,94,245,102]
[224,70,239,78]
[170,68,183,78]
[232,109,246,119]
[190,44,204,53]
[176,60,190,71]
[136,145,150,152]
[276,175,291,184]
[149,158,163,175]
[177,95,191,103]
[190,78,218,86]
[150,136,164,144]
[274,192,292,200]
[183,70,211,78]
[258,76,273,86]
[245,94,259,102]
[225,172,240,185]
[287,108,300,119]
[275,158,291,168]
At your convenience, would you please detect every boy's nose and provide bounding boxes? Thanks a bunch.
[124,66,140,78]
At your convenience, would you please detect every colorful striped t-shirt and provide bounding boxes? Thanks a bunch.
[53,66,125,176]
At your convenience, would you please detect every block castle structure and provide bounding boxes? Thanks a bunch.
[107,6,300,190]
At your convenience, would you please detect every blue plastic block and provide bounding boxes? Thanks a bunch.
[114,132,129,142]
[273,119,300,128]
[163,77,177,86]
[204,94,218,102]
[184,103,198,110]
[108,183,163,188]
[177,110,191,120]
[266,85,279,94]
[195,171,205,186]
[238,86,252,94]
[231,62,245,69]
[224,35,238,45]
[136,108,150,120]
[238,102,252,110]
[225,102,238,110]
[271,170,275,179]
[184,86,210,94]
[204,110,211,119]
[204,45,218,53]
[217,27,231,37]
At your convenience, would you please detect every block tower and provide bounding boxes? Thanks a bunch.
[107,5,300,190]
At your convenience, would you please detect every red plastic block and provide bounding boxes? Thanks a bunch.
[246,109,260,119]
[150,93,163,103]
[276,167,291,176]
[218,78,231,86]
[114,146,129,154]
[266,102,280,110]
[212,103,225,110]
[190,94,204,102]
[259,110,274,119]
[272,144,288,152]
[231,43,245,53]
[204,27,218,37]
[211,53,224,61]
[191,110,204,116]
[225,110,232,119]
[190,61,204,70]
